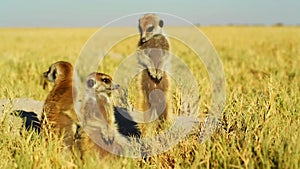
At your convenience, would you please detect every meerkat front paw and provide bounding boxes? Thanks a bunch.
[155,69,164,81]
[148,67,157,79]
[148,68,163,82]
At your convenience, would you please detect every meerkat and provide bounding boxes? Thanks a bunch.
[78,72,128,158]
[41,61,79,148]
[136,14,171,126]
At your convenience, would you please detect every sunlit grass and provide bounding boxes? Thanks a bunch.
[0,26,299,168]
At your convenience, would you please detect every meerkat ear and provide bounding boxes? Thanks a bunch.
[159,20,164,28]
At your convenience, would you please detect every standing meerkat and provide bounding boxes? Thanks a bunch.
[78,72,127,158]
[136,14,171,130]
[41,61,79,148]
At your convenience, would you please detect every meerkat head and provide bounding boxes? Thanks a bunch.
[85,72,120,96]
[139,13,164,43]
[43,61,73,84]
[82,72,119,128]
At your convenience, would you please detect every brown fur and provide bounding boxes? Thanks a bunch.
[139,69,169,121]
[41,61,79,148]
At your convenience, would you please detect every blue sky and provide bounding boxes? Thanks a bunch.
[0,0,299,27]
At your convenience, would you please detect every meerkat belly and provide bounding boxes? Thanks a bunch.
[138,70,169,114]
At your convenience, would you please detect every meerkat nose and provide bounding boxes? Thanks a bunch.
[43,71,48,78]
[112,83,120,90]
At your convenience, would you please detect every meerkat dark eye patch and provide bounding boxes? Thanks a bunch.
[52,69,57,80]
[102,78,111,84]
[87,79,96,88]
[146,26,154,32]
[139,25,143,33]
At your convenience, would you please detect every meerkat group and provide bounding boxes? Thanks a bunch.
[41,61,137,158]
[136,14,171,129]
[39,13,172,158]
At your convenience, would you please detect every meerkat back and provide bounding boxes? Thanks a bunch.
[42,61,79,147]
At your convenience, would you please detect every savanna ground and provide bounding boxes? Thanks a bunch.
[0,26,299,168]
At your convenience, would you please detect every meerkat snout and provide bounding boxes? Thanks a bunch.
[139,13,164,43]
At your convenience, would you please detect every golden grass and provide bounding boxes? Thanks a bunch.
[0,26,299,168]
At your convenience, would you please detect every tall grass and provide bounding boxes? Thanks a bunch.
[0,26,299,168]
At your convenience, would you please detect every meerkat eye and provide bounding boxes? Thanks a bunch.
[87,79,96,88]
[102,78,111,84]
[146,26,154,32]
